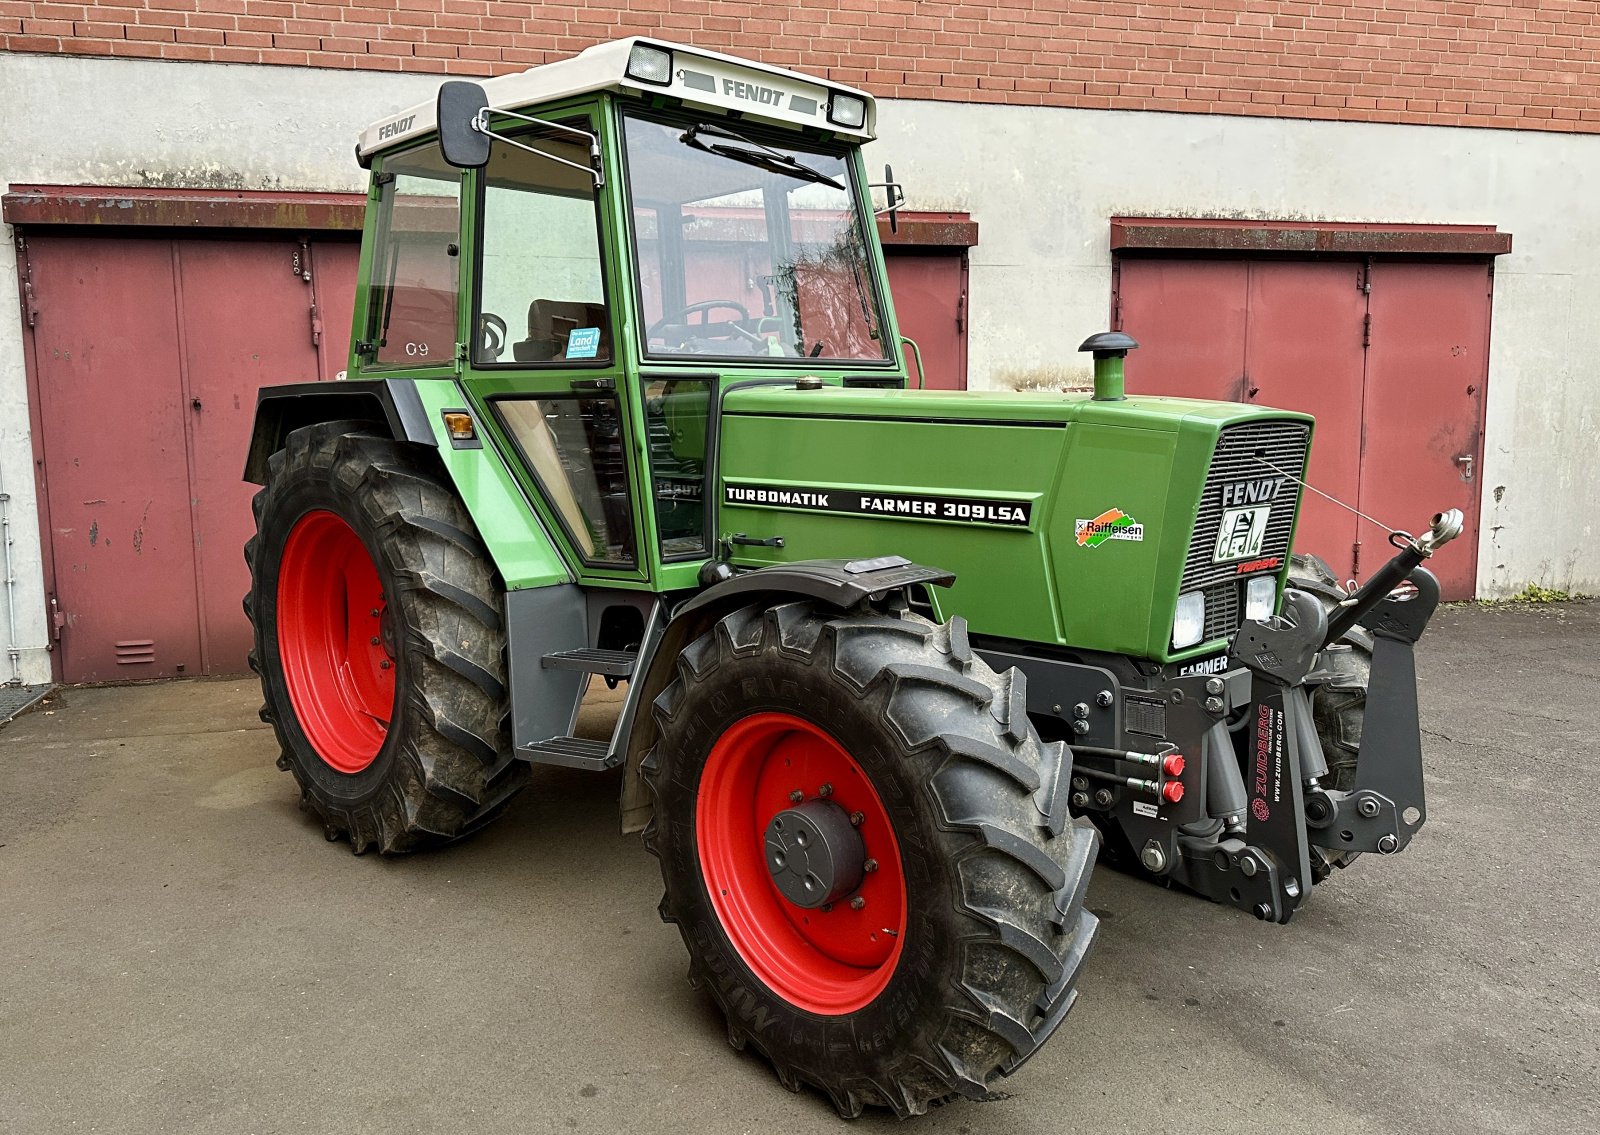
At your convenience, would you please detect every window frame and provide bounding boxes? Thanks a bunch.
[617,106,900,371]
[469,110,617,371]
[638,373,717,562]
[486,390,639,570]
[358,145,465,374]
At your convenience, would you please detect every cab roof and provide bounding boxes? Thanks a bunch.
[356,37,877,162]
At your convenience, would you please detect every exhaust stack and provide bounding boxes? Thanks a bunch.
[1078,331,1139,401]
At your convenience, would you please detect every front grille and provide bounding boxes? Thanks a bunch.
[1184,419,1311,643]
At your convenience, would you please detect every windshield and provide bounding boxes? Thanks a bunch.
[622,113,889,363]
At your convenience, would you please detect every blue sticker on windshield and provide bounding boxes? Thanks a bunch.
[566,327,601,359]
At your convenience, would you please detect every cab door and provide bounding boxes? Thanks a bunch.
[457,105,650,585]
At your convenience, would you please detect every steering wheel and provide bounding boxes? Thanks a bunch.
[648,299,764,348]
[477,312,508,360]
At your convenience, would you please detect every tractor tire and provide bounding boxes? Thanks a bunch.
[641,599,1100,1118]
[245,421,526,854]
[1289,553,1373,879]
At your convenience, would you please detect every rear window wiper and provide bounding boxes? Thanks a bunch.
[680,123,844,190]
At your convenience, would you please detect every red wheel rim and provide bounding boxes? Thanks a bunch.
[276,510,395,774]
[697,713,907,1015]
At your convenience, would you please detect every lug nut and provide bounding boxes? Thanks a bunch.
[1071,777,1089,792]
[849,810,864,826]
[1377,834,1400,854]
[1096,689,1114,708]
[819,783,833,798]
[1072,719,1090,735]
[1094,788,1115,807]
[1072,702,1090,720]
[1357,796,1381,818]
[789,790,804,803]
[1205,676,1225,696]
[849,896,866,911]
[1070,791,1090,809]
[863,858,878,873]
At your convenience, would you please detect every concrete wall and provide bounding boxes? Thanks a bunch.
[865,101,1600,598]
[1,54,1595,685]
[0,53,439,685]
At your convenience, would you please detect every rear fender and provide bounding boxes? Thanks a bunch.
[246,379,570,590]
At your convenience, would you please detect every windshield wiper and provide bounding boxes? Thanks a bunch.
[679,123,844,190]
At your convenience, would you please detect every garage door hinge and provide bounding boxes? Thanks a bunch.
[1352,541,1361,574]
[49,596,66,641]
[956,288,966,333]
[1359,257,1373,294]
[16,236,39,328]
[1362,312,1371,348]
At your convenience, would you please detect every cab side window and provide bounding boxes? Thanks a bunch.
[365,146,462,366]
[474,122,610,366]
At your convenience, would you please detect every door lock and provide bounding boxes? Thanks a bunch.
[1455,455,1474,482]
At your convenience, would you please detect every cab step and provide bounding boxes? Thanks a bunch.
[541,648,637,678]
[520,735,614,771]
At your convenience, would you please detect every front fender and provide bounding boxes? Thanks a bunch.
[618,556,954,834]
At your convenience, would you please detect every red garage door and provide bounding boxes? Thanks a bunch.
[22,235,357,682]
[1116,253,1492,599]
[885,249,968,390]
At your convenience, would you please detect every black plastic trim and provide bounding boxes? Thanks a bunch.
[244,379,435,483]
[675,558,955,620]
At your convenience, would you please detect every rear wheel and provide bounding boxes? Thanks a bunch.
[246,421,526,854]
[642,600,1099,1117]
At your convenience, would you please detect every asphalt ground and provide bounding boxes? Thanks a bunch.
[2,600,1595,1134]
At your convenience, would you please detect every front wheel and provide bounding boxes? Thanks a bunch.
[1290,553,1373,880]
[642,600,1099,1117]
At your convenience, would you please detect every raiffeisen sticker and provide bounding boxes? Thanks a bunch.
[1075,508,1145,547]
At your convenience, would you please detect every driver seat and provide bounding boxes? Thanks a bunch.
[513,299,611,362]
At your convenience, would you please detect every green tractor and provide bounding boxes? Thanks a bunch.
[243,38,1460,1117]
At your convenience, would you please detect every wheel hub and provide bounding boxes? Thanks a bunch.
[764,801,865,909]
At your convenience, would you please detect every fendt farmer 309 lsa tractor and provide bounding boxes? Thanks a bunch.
[243,39,1462,1117]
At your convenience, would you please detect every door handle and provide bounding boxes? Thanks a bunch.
[1455,455,1474,482]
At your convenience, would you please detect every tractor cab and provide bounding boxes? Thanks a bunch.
[350,38,903,590]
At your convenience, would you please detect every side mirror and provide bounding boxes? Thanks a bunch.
[437,81,491,169]
[871,163,905,233]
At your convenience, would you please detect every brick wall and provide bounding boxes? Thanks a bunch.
[5,1,1598,134]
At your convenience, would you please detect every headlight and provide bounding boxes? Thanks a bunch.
[1172,590,1206,650]
[828,93,867,129]
[1244,575,1278,622]
[626,43,673,86]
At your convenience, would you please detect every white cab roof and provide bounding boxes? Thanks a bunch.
[357,37,877,160]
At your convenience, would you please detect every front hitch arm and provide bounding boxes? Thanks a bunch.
[1324,509,1463,644]
[1213,509,1462,917]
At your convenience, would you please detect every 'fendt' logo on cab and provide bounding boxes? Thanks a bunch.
[1220,477,1285,508]
[722,79,784,106]
[378,115,416,141]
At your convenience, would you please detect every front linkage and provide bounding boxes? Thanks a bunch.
[1062,510,1462,923]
